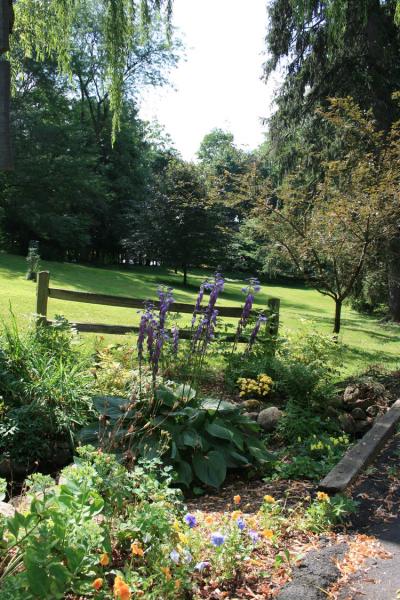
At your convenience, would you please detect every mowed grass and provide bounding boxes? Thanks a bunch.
[0,252,399,375]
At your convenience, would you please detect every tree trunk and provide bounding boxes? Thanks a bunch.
[333,298,342,334]
[0,60,12,170]
[388,233,400,322]
[0,0,13,171]
[183,264,188,286]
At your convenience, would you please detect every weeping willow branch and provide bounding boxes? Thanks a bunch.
[10,0,173,141]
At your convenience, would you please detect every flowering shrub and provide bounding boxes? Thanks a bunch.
[237,373,273,398]
[301,492,358,533]
[80,274,272,489]
[0,447,358,599]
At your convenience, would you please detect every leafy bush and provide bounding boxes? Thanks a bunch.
[79,385,272,489]
[269,431,350,481]
[0,316,94,467]
[225,327,342,410]
[0,447,358,599]
[301,492,358,532]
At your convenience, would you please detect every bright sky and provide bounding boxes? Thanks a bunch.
[138,0,280,161]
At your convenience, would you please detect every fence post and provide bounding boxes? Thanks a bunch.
[36,271,50,326]
[267,298,280,337]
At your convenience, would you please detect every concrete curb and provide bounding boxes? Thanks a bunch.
[319,399,400,494]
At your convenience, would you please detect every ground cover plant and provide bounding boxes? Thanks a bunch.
[0,446,358,599]
[0,314,94,472]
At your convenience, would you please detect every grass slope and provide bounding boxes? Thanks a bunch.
[0,252,399,375]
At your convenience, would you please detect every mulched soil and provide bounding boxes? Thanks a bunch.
[186,475,387,600]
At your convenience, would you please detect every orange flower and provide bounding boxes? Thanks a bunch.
[262,529,274,539]
[92,578,104,590]
[175,579,182,590]
[131,541,144,557]
[317,491,330,502]
[114,576,131,600]
[100,553,110,566]
[204,515,214,525]
[233,495,241,505]
[161,566,172,581]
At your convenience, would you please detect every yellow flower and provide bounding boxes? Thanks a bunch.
[113,576,131,600]
[317,491,330,502]
[262,529,274,539]
[175,579,182,590]
[161,566,172,581]
[231,510,242,521]
[172,520,180,532]
[92,578,104,591]
[131,541,144,557]
[263,495,276,504]
[233,494,241,505]
[178,532,188,544]
[100,552,110,566]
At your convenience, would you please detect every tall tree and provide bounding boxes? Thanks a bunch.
[0,0,173,169]
[264,0,400,320]
[126,158,224,284]
[255,98,400,333]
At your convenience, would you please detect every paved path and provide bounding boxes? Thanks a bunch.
[340,432,400,600]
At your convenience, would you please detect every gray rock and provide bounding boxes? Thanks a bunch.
[339,412,356,434]
[243,411,259,422]
[351,407,367,420]
[366,405,379,418]
[0,501,15,518]
[257,406,283,432]
[355,419,370,434]
[343,384,361,404]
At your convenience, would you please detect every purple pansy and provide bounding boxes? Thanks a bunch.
[210,532,225,547]
[184,513,197,528]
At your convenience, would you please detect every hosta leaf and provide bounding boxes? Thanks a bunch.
[200,398,237,414]
[205,421,234,441]
[174,460,193,487]
[155,386,177,407]
[182,429,203,448]
[92,395,129,419]
[192,451,227,488]
[175,383,196,401]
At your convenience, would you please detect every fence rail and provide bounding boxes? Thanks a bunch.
[36,271,280,340]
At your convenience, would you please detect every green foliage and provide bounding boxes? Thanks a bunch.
[0,316,93,466]
[270,431,350,481]
[225,328,341,409]
[301,493,358,533]
[25,243,40,282]
[11,0,173,140]
[79,386,272,489]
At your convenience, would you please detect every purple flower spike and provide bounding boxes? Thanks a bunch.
[236,277,262,339]
[248,314,267,350]
[157,285,174,329]
[172,325,179,355]
[184,513,197,528]
[210,532,225,547]
[137,313,148,362]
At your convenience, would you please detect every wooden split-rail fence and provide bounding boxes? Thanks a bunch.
[35,271,280,342]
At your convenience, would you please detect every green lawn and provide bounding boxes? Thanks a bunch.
[0,252,399,375]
